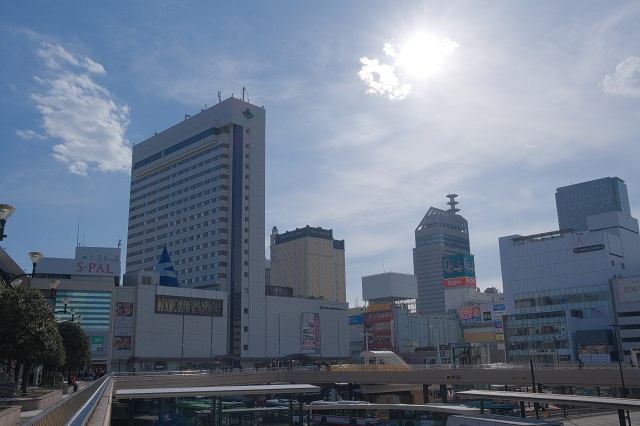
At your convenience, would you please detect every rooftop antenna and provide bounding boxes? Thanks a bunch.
[218,91,222,103]
[446,193,460,214]
[76,217,80,247]
[242,86,246,102]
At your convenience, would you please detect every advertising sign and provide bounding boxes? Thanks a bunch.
[349,315,363,325]
[301,312,320,354]
[444,276,476,289]
[443,254,476,279]
[495,320,504,341]
[578,344,612,364]
[457,306,482,324]
[493,304,506,316]
[113,301,133,355]
[616,276,640,304]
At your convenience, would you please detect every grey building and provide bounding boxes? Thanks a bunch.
[125,97,266,358]
[413,195,470,314]
[556,177,631,232]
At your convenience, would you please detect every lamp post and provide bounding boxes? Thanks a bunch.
[0,251,44,289]
[430,322,442,365]
[553,335,559,365]
[606,323,627,397]
[0,204,16,241]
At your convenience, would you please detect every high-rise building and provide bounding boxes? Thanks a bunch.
[269,225,346,302]
[413,195,470,314]
[125,97,266,358]
[555,177,631,231]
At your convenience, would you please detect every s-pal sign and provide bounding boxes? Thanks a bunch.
[37,258,121,277]
[76,261,116,274]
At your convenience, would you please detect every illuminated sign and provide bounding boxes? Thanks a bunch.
[368,303,392,311]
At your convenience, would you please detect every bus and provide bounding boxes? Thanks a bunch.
[309,401,380,426]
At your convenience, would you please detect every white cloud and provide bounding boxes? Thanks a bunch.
[15,129,47,140]
[602,56,640,98]
[358,57,411,100]
[358,35,459,100]
[30,42,131,175]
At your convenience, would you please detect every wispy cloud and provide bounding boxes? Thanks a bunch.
[602,56,640,98]
[15,129,47,140]
[358,35,459,100]
[30,42,131,175]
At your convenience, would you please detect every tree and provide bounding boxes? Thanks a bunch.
[57,321,91,375]
[0,286,65,394]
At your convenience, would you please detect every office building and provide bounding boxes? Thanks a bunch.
[499,211,640,364]
[413,194,470,314]
[556,177,631,231]
[269,225,346,302]
[125,97,266,358]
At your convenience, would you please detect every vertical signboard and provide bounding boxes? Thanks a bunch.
[301,312,320,354]
[113,301,133,355]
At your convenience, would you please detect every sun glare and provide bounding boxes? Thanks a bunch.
[392,34,459,78]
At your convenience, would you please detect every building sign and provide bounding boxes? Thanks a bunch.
[443,254,476,279]
[368,302,392,311]
[482,308,493,322]
[301,312,320,354]
[573,244,605,254]
[444,276,477,288]
[457,306,482,324]
[495,320,504,341]
[493,304,506,316]
[91,336,104,352]
[615,276,640,304]
[349,314,363,325]
[37,258,121,277]
[113,301,133,355]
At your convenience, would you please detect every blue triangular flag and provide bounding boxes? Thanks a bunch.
[154,247,179,287]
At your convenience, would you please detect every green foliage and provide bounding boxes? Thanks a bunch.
[0,286,65,368]
[57,321,91,372]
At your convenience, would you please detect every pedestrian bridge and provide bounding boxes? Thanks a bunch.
[18,364,639,425]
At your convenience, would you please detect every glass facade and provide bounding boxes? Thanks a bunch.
[54,289,112,330]
[555,177,631,231]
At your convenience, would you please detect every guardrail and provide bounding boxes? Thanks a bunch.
[22,375,110,426]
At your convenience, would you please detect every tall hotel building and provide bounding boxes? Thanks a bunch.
[413,195,470,314]
[126,97,266,358]
[556,177,631,232]
[269,225,346,302]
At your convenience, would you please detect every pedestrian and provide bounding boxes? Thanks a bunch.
[578,359,584,369]
[70,374,78,392]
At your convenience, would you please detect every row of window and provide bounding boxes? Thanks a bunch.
[131,145,228,195]
[515,286,609,309]
[129,205,228,231]
[133,126,228,171]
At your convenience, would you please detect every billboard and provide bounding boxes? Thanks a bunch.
[458,306,482,324]
[444,276,477,289]
[615,276,640,304]
[113,301,133,355]
[301,312,320,354]
[443,254,476,279]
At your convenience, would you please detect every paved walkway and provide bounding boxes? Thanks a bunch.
[19,380,91,423]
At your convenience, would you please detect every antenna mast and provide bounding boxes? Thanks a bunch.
[446,194,460,214]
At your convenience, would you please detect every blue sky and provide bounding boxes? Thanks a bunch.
[2,2,640,306]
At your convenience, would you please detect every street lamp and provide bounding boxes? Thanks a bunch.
[606,323,627,398]
[552,335,559,364]
[0,204,16,241]
[0,251,44,288]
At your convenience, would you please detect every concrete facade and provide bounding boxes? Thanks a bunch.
[269,225,346,302]
[125,97,266,358]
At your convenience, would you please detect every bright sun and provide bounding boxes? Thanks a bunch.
[386,34,459,78]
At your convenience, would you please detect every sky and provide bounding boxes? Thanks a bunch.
[1,2,640,307]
